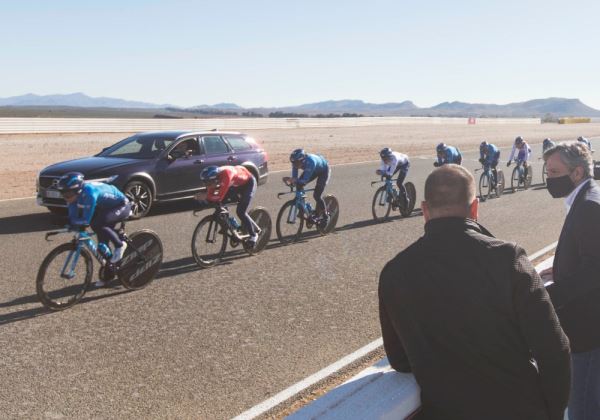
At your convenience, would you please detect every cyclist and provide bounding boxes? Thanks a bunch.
[283,149,331,228]
[196,165,259,246]
[56,172,131,285]
[376,147,410,209]
[478,141,501,185]
[542,138,556,153]
[434,143,462,167]
[577,136,593,151]
[506,136,532,182]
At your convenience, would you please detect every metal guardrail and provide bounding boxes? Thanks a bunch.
[0,116,541,134]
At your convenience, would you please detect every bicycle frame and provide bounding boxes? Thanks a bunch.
[371,177,398,206]
[45,229,106,280]
[277,186,316,223]
[194,203,257,243]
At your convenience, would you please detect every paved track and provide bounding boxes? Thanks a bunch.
[0,145,569,419]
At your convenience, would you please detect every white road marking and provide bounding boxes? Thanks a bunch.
[233,242,559,419]
[0,195,36,203]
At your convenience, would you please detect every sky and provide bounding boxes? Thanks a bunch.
[2,0,600,109]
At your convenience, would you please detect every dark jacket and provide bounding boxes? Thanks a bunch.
[548,178,600,353]
[379,218,570,420]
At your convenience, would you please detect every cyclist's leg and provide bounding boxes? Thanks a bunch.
[236,177,257,236]
[313,166,331,216]
[394,164,409,202]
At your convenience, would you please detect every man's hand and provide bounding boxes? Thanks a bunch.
[433,162,440,167]
[506,161,511,167]
[539,267,554,283]
[376,169,383,176]
[478,158,484,164]
[194,191,208,201]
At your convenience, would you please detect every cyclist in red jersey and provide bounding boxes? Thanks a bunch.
[196,165,258,246]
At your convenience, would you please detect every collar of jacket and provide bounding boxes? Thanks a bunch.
[424,217,495,238]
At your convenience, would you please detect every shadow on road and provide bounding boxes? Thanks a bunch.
[336,209,423,233]
[0,289,130,327]
[0,212,66,235]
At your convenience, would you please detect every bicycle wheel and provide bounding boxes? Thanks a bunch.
[400,182,416,217]
[495,170,505,197]
[318,194,339,235]
[511,166,521,193]
[118,230,163,290]
[36,243,93,310]
[192,215,228,268]
[243,207,272,255]
[371,186,391,222]
[542,162,547,185]
[276,200,304,244]
[479,172,492,202]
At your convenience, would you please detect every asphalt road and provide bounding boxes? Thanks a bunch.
[0,145,570,419]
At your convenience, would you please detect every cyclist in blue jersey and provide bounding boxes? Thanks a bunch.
[478,141,501,185]
[434,143,462,167]
[376,147,410,209]
[543,138,556,153]
[56,172,131,285]
[283,149,331,228]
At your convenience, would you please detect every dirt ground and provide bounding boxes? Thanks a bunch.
[2,122,600,200]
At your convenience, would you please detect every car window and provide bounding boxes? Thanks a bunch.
[99,136,176,159]
[171,138,200,156]
[225,136,252,151]
[202,136,229,155]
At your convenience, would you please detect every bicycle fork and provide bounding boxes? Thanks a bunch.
[61,245,83,280]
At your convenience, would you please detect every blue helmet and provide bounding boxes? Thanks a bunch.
[543,138,554,147]
[436,143,447,153]
[290,148,307,162]
[479,140,489,151]
[515,136,524,144]
[379,147,393,159]
[578,136,589,144]
[200,165,219,181]
[55,172,84,193]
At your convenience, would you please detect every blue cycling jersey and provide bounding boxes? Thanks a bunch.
[438,146,462,165]
[68,182,127,226]
[292,154,329,185]
[480,144,500,165]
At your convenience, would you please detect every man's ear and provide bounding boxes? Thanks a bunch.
[422,201,430,222]
[571,166,585,184]
[469,198,479,221]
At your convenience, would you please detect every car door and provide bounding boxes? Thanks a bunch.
[199,135,235,168]
[156,137,204,197]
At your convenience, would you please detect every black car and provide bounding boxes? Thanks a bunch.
[37,130,269,218]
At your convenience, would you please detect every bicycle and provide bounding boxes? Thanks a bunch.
[475,164,505,202]
[275,182,339,244]
[191,203,272,268]
[370,177,416,222]
[509,160,532,192]
[36,223,163,310]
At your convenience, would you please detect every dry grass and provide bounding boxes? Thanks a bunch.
[2,122,599,200]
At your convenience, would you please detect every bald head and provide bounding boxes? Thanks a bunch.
[424,164,477,220]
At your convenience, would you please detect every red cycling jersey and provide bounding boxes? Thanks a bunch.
[206,165,253,202]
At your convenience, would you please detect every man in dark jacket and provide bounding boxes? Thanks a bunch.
[541,142,600,420]
[379,164,570,420]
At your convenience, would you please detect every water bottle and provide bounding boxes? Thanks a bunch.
[228,216,241,230]
[305,202,313,214]
[98,243,113,260]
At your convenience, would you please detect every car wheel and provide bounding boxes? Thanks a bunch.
[124,181,153,219]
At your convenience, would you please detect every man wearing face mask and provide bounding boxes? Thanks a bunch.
[541,141,600,420]
[379,164,570,420]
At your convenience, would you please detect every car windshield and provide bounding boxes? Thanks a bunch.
[97,135,177,159]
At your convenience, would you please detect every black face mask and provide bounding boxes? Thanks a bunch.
[546,174,576,198]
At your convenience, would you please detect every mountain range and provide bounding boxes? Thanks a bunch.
[1,93,599,118]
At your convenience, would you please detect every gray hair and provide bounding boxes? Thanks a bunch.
[543,141,593,178]
[425,164,475,212]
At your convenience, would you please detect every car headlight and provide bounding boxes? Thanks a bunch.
[87,175,119,184]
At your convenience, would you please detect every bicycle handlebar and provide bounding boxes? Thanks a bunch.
[277,186,315,198]
[45,228,70,241]
[371,177,398,186]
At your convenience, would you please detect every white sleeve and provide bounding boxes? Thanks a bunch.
[508,144,516,161]
[379,160,386,173]
[387,155,398,176]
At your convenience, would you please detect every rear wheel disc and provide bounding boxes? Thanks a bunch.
[118,230,163,290]
[243,207,272,254]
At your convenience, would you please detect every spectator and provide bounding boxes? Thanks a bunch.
[541,142,600,420]
[379,164,570,420]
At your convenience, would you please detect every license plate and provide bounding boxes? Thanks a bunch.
[45,190,62,199]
